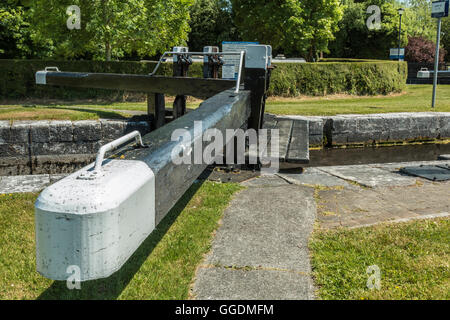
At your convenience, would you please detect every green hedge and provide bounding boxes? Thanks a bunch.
[269,60,407,96]
[0,59,407,100]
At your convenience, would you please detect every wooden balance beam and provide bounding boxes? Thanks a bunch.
[36,70,237,99]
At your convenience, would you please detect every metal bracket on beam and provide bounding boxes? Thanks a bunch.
[149,51,243,76]
[35,67,60,85]
[203,46,224,79]
[173,46,192,119]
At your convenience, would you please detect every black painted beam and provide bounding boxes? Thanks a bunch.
[41,72,236,99]
[119,89,251,225]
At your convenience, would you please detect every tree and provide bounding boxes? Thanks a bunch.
[329,0,408,59]
[442,19,450,62]
[31,0,194,61]
[0,1,27,58]
[188,0,239,51]
[0,0,52,59]
[230,0,343,61]
[405,36,446,64]
[404,0,436,41]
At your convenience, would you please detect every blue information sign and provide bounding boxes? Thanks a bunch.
[389,48,405,60]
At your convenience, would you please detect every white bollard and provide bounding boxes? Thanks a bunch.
[35,138,155,281]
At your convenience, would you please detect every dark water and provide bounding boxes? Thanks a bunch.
[307,143,450,167]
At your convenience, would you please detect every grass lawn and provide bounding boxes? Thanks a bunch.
[1,85,449,120]
[266,85,450,115]
[0,105,132,121]
[0,181,242,300]
[309,218,450,300]
[0,100,202,121]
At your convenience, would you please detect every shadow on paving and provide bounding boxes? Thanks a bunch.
[37,180,204,300]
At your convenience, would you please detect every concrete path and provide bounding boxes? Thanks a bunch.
[279,160,450,229]
[192,159,450,300]
[193,177,317,300]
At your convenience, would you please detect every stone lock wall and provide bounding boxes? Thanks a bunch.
[273,112,450,147]
[0,120,151,175]
[1,112,449,175]
[325,113,450,146]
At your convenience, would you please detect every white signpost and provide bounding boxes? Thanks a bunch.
[222,41,259,79]
[431,0,449,108]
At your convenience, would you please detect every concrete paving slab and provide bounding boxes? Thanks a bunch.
[241,174,290,188]
[317,165,417,188]
[0,173,69,194]
[193,267,314,300]
[316,181,450,229]
[206,185,316,272]
[277,167,355,188]
[0,174,51,193]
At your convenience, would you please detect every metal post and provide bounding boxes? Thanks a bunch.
[432,17,442,108]
[147,93,165,129]
[398,14,402,61]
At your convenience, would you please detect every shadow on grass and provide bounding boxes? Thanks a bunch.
[37,180,204,300]
[45,106,130,120]
[18,100,133,107]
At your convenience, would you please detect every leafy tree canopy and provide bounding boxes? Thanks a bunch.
[329,0,410,59]
[404,0,436,41]
[0,0,53,59]
[441,17,450,62]
[230,0,343,61]
[30,0,194,61]
[328,0,446,60]
[188,0,240,51]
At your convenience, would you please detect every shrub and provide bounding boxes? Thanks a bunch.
[269,60,407,96]
[405,36,446,64]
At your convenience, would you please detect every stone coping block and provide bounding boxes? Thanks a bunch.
[0,119,151,158]
[274,112,450,147]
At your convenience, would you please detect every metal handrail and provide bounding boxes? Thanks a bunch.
[94,131,146,173]
[235,51,245,94]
